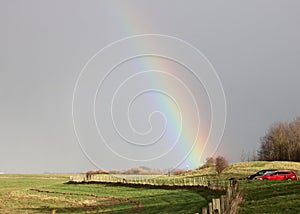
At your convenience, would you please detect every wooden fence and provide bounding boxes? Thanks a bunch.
[69,174,228,189]
[201,180,243,214]
[68,174,242,213]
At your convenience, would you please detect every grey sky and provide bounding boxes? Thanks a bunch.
[0,1,300,173]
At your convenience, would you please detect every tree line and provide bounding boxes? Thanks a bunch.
[258,117,300,161]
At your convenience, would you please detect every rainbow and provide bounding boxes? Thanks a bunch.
[92,3,224,170]
[116,56,208,170]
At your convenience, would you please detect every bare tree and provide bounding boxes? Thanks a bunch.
[215,156,228,175]
[258,117,300,161]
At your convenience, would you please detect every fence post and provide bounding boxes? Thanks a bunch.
[220,195,226,213]
[226,186,231,210]
[208,202,213,214]
[233,182,238,198]
[212,198,221,214]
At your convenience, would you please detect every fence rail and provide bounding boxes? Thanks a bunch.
[69,174,228,189]
[68,174,242,213]
[202,180,243,214]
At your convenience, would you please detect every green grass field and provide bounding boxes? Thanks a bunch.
[171,161,300,214]
[221,161,300,214]
[239,180,300,214]
[1,161,300,213]
[0,174,222,213]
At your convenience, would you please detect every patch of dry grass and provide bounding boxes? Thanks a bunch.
[184,161,300,179]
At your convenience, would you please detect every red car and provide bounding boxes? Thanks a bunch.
[261,170,297,181]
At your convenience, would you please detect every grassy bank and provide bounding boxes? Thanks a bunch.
[1,161,299,213]
[184,161,300,179]
[239,180,300,214]
[0,174,222,213]
[185,161,300,213]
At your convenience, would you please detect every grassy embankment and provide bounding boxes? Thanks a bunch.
[239,180,300,214]
[1,161,300,213]
[184,161,300,214]
[231,161,300,214]
[0,174,222,213]
[188,161,300,213]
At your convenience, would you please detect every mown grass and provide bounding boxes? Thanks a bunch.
[0,174,223,213]
[185,161,300,214]
[238,180,300,214]
[1,161,300,213]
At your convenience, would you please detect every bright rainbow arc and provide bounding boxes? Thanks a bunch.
[125,60,206,170]
[101,3,212,169]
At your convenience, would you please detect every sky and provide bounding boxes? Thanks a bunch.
[0,1,300,173]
